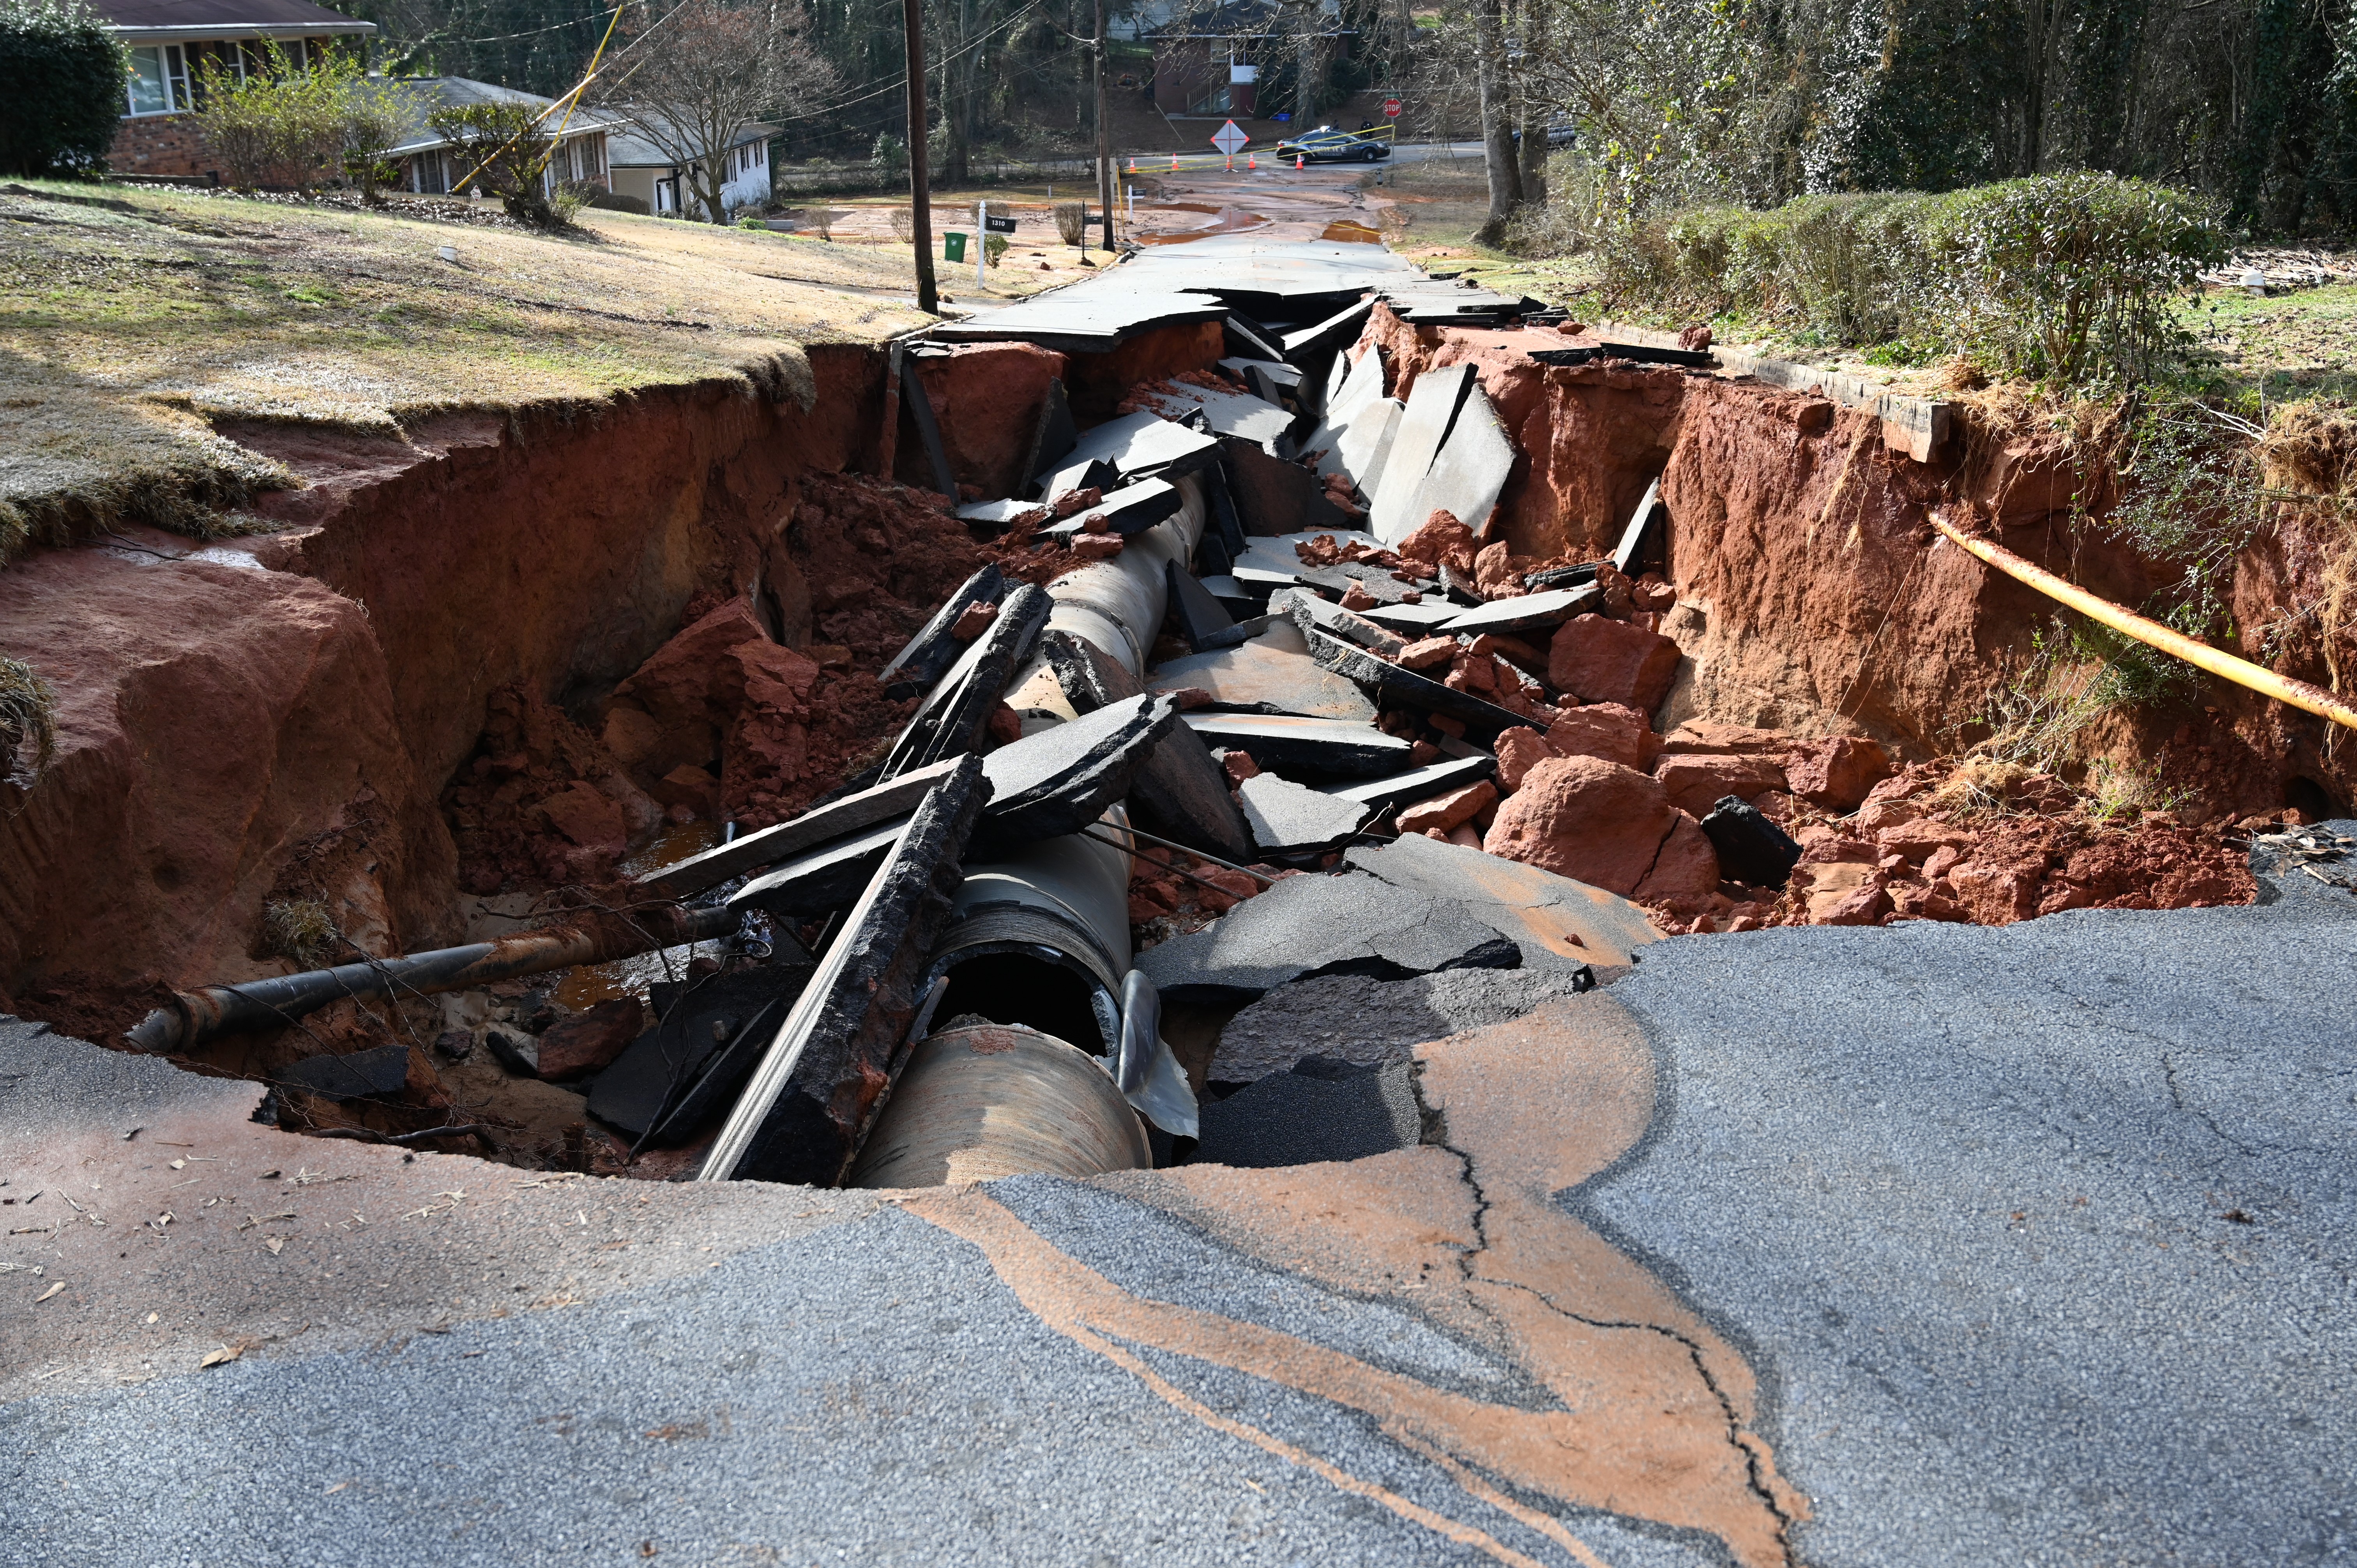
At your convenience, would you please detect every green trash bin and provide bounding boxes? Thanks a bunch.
[943,231,967,262]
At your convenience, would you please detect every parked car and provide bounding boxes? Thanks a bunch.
[1274,125,1391,163]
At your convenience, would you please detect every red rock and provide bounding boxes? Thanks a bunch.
[1946,857,2045,924]
[1542,703,1657,771]
[1396,510,1478,575]
[950,600,998,641]
[1816,881,1894,926]
[1339,582,1377,611]
[1221,751,1261,786]
[1652,753,1788,818]
[1784,736,1896,810]
[1396,779,1498,835]
[650,765,719,818]
[601,595,776,779]
[1397,636,1456,671]
[1799,835,1878,865]
[534,782,627,857]
[1445,823,1483,848]
[1080,512,1112,535]
[1853,796,1923,832]
[1482,756,1678,895]
[1658,721,1791,758]
[1494,726,1557,792]
[1445,652,1497,693]
[1633,810,1721,905]
[1166,686,1215,710]
[1407,740,1438,766]
[1921,844,1963,881]
[1052,486,1102,518]
[1070,535,1125,561]
[535,998,646,1080]
[1474,541,1522,597]
[1791,860,1882,923]
[1876,819,1975,862]
[1891,884,1970,921]
[1592,561,1635,617]
[1547,614,1682,712]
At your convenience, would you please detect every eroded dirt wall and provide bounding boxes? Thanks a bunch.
[1368,308,2351,821]
[0,344,892,1033]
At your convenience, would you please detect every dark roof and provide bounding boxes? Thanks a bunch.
[382,78,616,157]
[605,115,775,168]
[92,0,374,34]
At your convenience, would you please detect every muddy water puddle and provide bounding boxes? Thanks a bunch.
[1132,203,1270,244]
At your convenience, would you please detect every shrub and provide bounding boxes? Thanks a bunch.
[0,0,127,176]
[888,205,913,242]
[1589,173,2226,384]
[429,99,571,227]
[983,232,1009,267]
[1053,199,1087,245]
[871,131,907,180]
[193,44,402,196]
[0,655,57,780]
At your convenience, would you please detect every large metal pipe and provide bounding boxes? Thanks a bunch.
[1932,514,2357,732]
[124,903,738,1054]
[846,1021,1151,1187]
[1003,472,1207,723]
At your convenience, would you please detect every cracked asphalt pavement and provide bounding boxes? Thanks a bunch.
[2,832,2350,1566]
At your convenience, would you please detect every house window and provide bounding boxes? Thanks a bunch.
[125,45,191,115]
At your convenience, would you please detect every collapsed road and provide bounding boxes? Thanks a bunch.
[2,161,2352,1566]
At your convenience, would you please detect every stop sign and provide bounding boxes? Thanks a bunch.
[1382,97,1402,118]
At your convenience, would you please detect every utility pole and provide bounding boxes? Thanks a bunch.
[905,0,937,312]
[1094,0,1113,253]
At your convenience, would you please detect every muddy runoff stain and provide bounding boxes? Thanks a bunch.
[906,993,1806,1568]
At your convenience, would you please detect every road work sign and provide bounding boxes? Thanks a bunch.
[1210,120,1249,156]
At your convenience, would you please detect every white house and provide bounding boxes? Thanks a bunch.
[604,117,773,219]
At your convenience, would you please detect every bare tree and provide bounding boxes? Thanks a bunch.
[597,0,836,223]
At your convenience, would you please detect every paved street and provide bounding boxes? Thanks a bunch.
[5,832,2348,1566]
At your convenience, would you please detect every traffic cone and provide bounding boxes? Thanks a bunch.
[1225,155,1233,171]
[1294,153,1304,170]
[1127,156,1136,173]
[1248,152,1256,170]
[1170,154,1179,172]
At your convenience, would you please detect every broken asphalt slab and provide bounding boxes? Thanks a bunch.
[1177,711,1412,778]
[1208,967,1597,1084]
[1147,626,1376,722]
[1235,773,1371,857]
[4,833,2353,1565]
[1129,867,1522,1004]
[1193,1057,1421,1169]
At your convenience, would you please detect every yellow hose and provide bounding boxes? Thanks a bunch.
[1930,515,2357,732]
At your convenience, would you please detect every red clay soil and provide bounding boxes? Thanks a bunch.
[0,344,961,1033]
[900,343,1071,500]
[1362,307,2355,825]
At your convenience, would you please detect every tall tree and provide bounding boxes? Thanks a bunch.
[1472,0,1521,240]
[596,0,836,222]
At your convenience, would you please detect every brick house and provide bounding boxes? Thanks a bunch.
[95,0,378,180]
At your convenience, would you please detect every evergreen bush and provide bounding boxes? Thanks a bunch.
[0,0,126,177]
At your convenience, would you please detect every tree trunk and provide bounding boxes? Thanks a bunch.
[1472,0,1520,242]
[1295,3,1320,125]
[1514,0,1547,205]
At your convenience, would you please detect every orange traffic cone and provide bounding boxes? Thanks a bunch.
[1248,152,1257,170]
[1295,153,1304,170]
[1127,156,1136,173]
[1170,154,1179,171]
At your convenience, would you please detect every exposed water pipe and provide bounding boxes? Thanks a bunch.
[1929,515,2357,732]
[124,903,738,1054]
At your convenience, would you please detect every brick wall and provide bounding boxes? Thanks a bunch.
[109,115,220,180]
